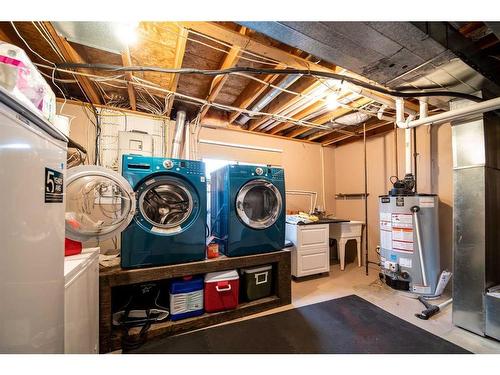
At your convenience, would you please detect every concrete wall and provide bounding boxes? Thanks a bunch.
[331,124,453,272]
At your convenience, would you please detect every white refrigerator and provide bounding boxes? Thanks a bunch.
[0,87,67,353]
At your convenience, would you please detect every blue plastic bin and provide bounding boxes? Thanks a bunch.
[169,276,204,321]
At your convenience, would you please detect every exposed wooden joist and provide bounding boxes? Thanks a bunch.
[200,112,323,146]
[266,100,326,135]
[42,22,101,105]
[121,46,136,111]
[178,22,420,129]
[287,98,372,138]
[166,26,189,117]
[178,22,342,74]
[228,64,285,125]
[198,26,247,121]
[322,121,393,146]
[0,25,13,44]
[247,79,321,131]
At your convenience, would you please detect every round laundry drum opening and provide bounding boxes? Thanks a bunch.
[65,173,134,242]
[236,180,282,229]
[138,180,194,229]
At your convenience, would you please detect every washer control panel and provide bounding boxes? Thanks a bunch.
[163,160,174,169]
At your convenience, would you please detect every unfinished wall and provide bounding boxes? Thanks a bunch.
[331,124,453,272]
[59,102,336,215]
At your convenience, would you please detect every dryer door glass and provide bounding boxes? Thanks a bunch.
[65,165,136,242]
[138,177,194,229]
[236,179,282,229]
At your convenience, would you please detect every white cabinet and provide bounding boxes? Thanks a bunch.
[286,223,330,277]
[64,248,99,354]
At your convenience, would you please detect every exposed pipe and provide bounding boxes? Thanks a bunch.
[171,110,186,159]
[238,74,301,125]
[346,82,418,116]
[260,83,334,131]
[363,122,369,276]
[397,96,500,129]
[184,120,190,160]
[396,98,414,176]
[411,206,428,287]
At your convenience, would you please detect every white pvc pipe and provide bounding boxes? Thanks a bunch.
[184,121,190,160]
[398,96,500,129]
[396,99,413,175]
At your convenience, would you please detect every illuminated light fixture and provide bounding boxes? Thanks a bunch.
[115,22,139,46]
[326,93,339,110]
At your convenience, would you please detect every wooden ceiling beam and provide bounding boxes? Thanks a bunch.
[247,79,321,131]
[178,22,342,74]
[200,112,320,146]
[42,22,101,104]
[285,97,373,140]
[228,64,285,125]
[0,24,14,44]
[178,22,421,125]
[166,26,188,117]
[266,100,326,135]
[320,120,393,146]
[121,46,137,111]
[198,26,247,121]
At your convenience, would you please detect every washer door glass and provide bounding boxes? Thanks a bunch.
[138,177,194,229]
[236,179,282,229]
[65,165,135,242]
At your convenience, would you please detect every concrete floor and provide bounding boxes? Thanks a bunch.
[121,261,500,354]
[240,262,500,354]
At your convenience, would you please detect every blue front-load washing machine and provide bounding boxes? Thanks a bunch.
[120,155,207,268]
[210,164,285,257]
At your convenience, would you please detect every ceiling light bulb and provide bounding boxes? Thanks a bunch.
[326,94,339,110]
[116,22,139,46]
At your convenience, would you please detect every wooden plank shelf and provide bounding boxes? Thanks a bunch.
[99,250,292,353]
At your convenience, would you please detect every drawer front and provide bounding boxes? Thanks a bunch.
[297,246,329,277]
[298,224,329,248]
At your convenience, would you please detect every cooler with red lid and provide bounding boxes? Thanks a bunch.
[204,270,239,312]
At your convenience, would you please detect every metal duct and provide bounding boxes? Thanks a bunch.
[237,74,300,126]
[333,112,371,126]
[171,110,186,159]
[452,98,500,338]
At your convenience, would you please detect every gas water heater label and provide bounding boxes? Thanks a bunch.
[44,168,64,203]
[391,213,413,253]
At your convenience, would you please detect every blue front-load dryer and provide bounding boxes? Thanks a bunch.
[120,155,207,268]
[211,164,285,257]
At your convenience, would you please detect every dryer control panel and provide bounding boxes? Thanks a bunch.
[228,164,284,180]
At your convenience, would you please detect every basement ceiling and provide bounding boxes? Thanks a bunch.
[0,21,496,147]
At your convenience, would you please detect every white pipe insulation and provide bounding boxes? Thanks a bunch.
[396,96,500,129]
[171,110,186,159]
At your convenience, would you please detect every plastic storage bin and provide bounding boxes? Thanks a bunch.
[169,276,204,321]
[240,265,273,301]
[204,270,239,313]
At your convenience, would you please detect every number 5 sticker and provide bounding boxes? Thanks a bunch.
[45,168,64,203]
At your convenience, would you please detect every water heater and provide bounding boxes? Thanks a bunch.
[378,175,446,296]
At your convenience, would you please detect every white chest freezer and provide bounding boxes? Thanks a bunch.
[64,248,99,354]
